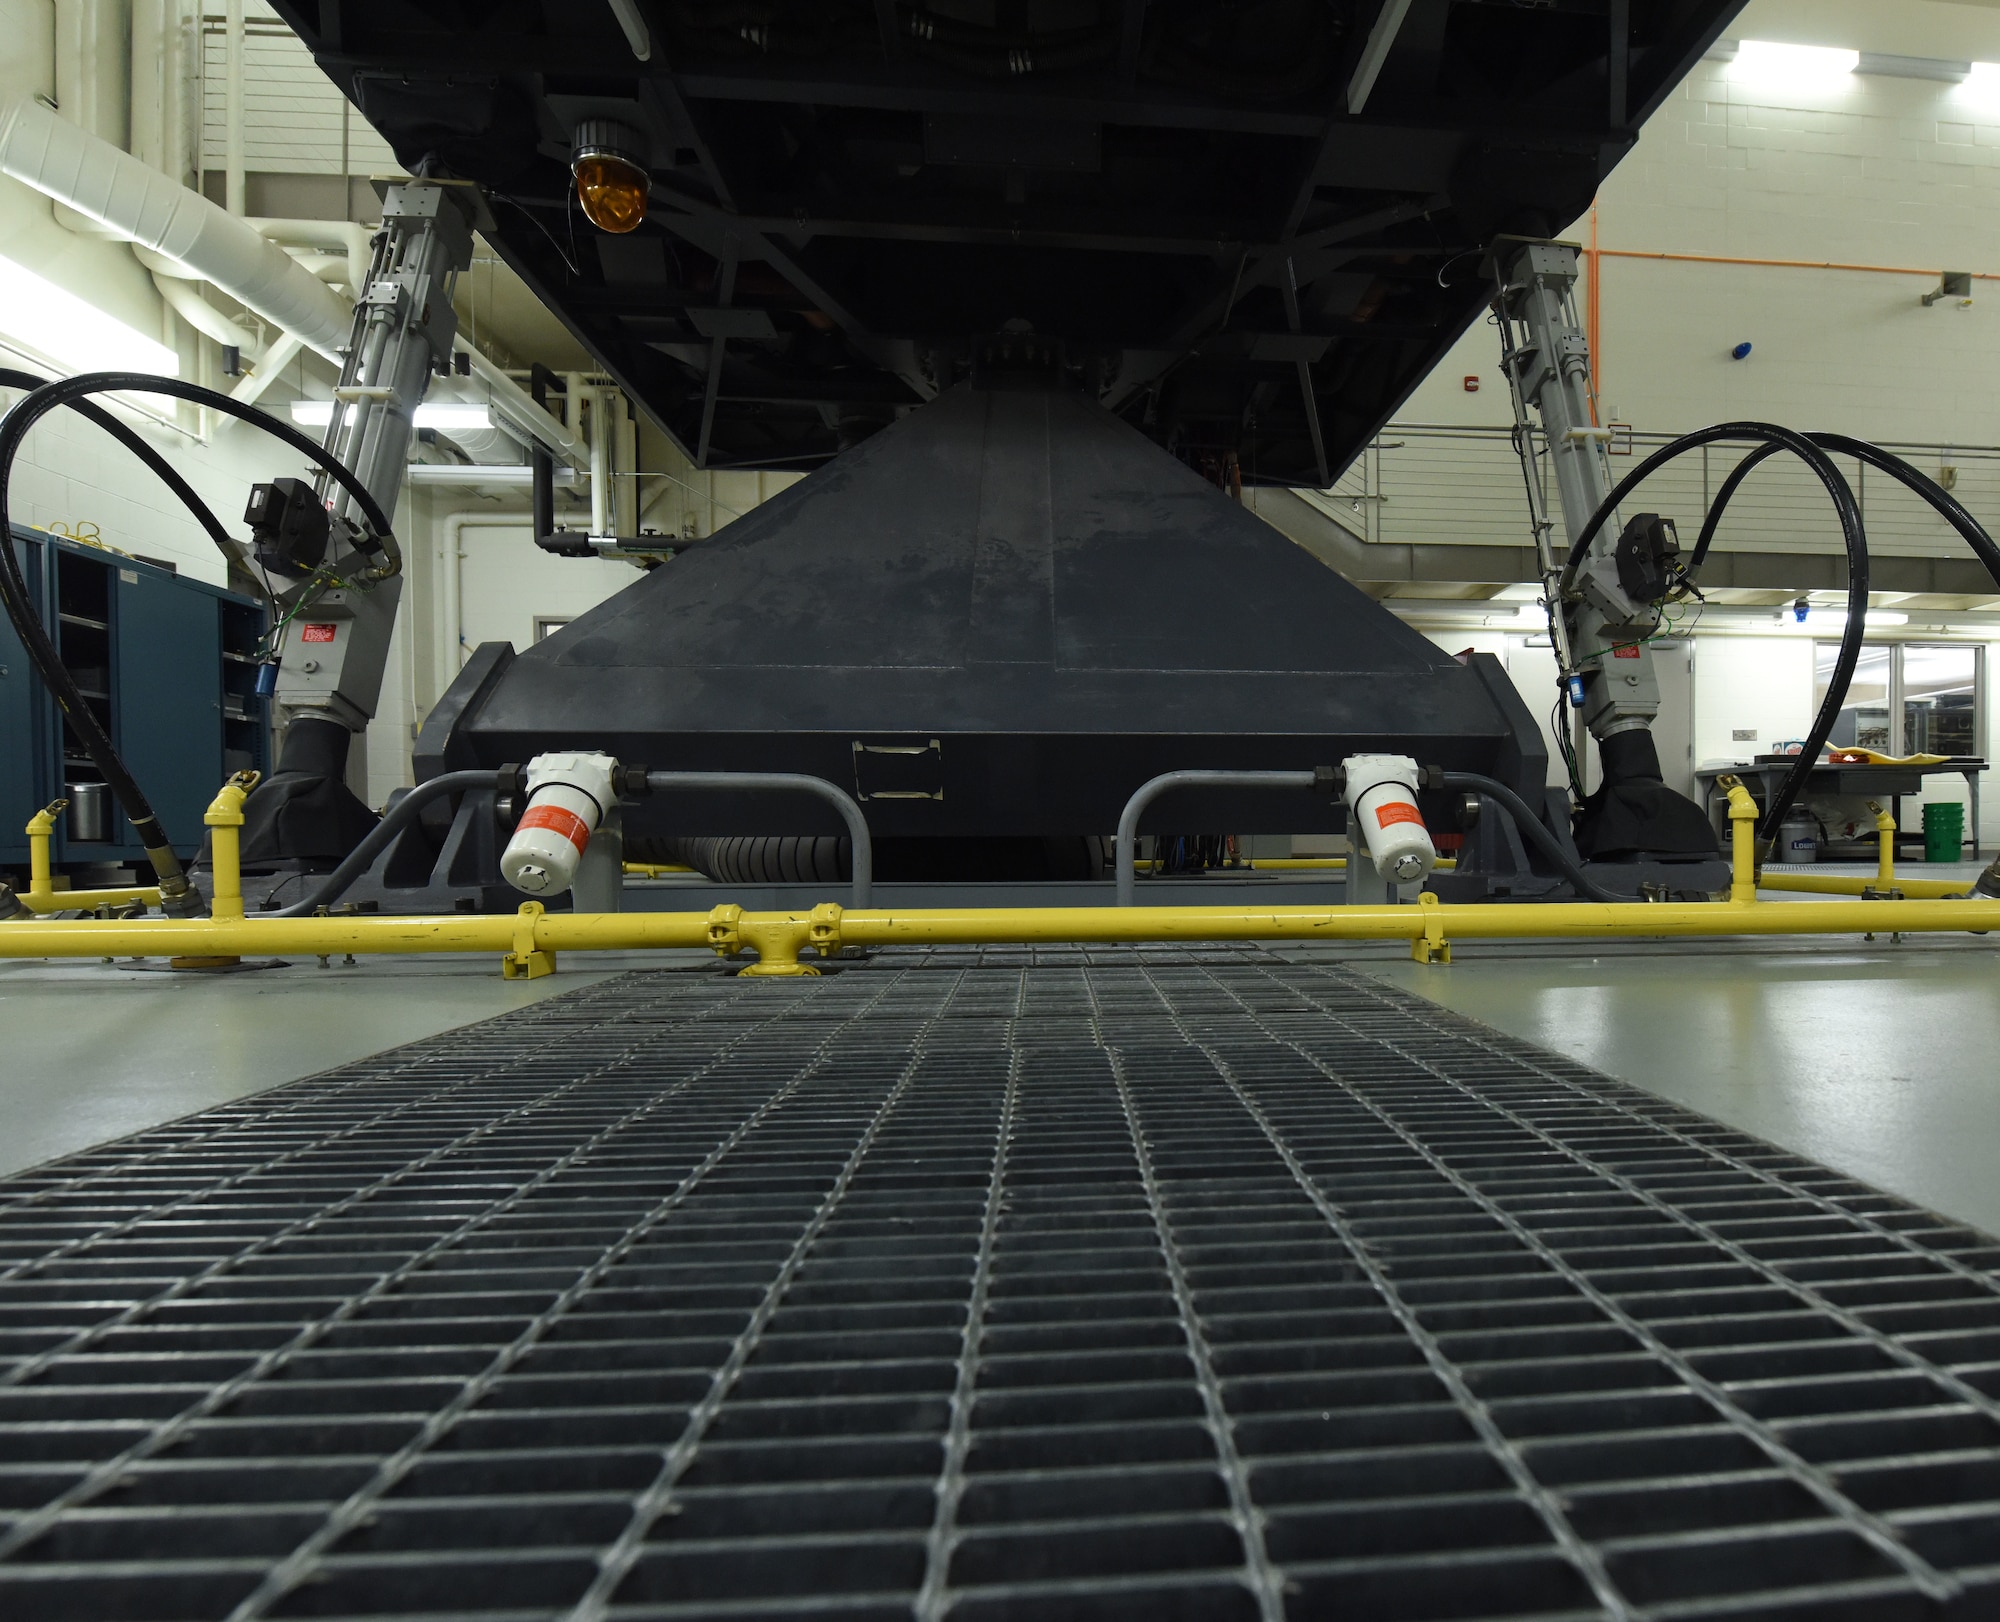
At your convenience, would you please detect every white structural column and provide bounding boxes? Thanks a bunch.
[223,0,244,214]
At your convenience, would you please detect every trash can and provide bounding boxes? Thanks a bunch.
[65,782,109,843]
[1923,800,1965,863]
[1778,806,1819,864]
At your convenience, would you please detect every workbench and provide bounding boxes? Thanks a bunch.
[1698,758,1988,860]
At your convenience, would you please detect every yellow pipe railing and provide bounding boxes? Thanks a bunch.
[4,772,1993,976]
[16,801,164,915]
[0,894,1996,978]
[1756,803,1973,898]
[1760,873,1971,900]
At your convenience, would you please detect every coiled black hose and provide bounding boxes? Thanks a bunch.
[1558,423,1867,848]
[0,372,401,909]
[1676,433,2000,848]
[0,369,271,611]
[1689,433,2000,590]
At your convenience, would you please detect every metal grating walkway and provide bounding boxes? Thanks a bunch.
[3,959,2000,1621]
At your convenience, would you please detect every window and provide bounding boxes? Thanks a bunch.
[1815,642,1984,757]
[533,617,571,643]
[1903,645,1980,757]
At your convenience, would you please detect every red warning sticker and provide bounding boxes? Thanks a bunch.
[1376,802,1425,831]
[299,624,338,644]
[519,803,591,852]
[1612,645,1641,660]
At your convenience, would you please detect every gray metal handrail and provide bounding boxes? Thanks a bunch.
[645,771,873,906]
[1115,770,1320,906]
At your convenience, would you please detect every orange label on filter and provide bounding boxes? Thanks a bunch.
[519,803,591,852]
[1375,801,1425,830]
[1612,645,1642,659]
[299,624,338,644]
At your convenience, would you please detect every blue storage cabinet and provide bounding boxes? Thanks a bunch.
[0,527,267,874]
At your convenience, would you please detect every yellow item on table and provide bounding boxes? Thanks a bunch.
[1823,747,1949,766]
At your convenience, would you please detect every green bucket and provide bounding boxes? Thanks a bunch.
[1923,800,1965,863]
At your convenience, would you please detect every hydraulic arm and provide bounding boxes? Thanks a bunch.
[1493,239,1718,861]
[242,179,476,864]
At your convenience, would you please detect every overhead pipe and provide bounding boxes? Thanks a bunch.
[249,217,374,294]
[456,345,586,469]
[0,96,352,358]
[142,260,266,360]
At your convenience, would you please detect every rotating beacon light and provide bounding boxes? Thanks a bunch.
[502,752,622,895]
[571,119,650,235]
[1340,754,1438,883]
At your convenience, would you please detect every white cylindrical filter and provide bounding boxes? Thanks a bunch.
[1341,753,1437,884]
[501,751,621,895]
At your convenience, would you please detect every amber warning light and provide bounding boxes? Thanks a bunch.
[571,119,650,235]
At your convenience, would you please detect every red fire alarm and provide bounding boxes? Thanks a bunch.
[1463,375,1481,392]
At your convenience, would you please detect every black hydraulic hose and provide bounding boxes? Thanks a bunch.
[264,770,500,917]
[0,373,403,909]
[1440,771,1637,904]
[1808,435,2000,589]
[1687,434,2000,590]
[0,369,271,612]
[1560,422,1857,580]
[0,374,400,556]
[1679,431,2000,853]
[1557,423,1867,847]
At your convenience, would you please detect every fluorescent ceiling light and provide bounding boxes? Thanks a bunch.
[1779,607,1911,630]
[1963,61,2000,105]
[1733,39,1860,94]
[416,404,494,431]
[289,400,493,430]
[0,254,179,378]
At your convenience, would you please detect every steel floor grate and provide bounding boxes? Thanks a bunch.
[3,960,1999,1621]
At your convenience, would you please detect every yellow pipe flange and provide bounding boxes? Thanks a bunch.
[1411,890,1451,965]
[735,914,818,977]
[502,901,556,979]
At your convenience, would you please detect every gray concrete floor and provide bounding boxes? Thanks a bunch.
[0,954,636,1176]
[2,868,1995,1240]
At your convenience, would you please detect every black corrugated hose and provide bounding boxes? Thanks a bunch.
[0,372,400,915]
[1559,423,1868,852]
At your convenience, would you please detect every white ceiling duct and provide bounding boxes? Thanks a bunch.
[0,96,351,360]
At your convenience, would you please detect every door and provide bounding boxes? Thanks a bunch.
[1651,640,1697,802]
[114,569,221,857]
[0,534,42,864]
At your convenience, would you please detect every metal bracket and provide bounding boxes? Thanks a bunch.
[502,901,557,978]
